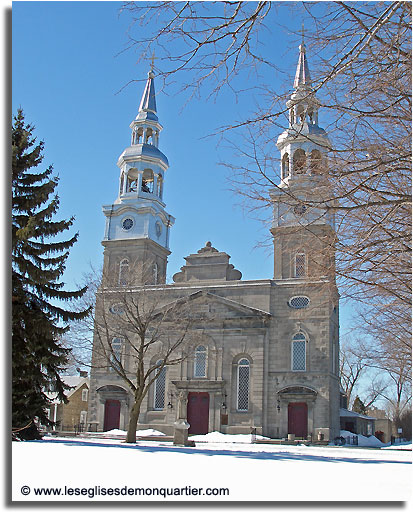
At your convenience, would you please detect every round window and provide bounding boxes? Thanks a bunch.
[109,304,124,315]
[288,296,310,309]
[122,218,134,230]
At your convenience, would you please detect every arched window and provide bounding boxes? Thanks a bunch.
[292,333,306,371]
[237,358,250,411]
[294,252,306,277]
[310,149,322,174]
[156,175,163,198]
[281,153,290,179]
[296,105,305,123]
[154,360,166,410]
[119,173,124,195]
[142,169,154,193]
[110,337,123,372]
[194,345,207,378]
[293,149,306,175]
[119,259,129,286]
[145,128,153,144]
[290,108,295,125]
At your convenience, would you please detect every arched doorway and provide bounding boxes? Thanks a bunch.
[96,385,129,432]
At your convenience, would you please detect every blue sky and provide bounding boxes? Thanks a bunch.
[12,1,356,332]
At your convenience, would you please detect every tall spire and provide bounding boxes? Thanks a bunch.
[137,70,158,122]
[293,39,312,90]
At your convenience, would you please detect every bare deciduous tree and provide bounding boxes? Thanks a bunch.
[120,0,411,382]
[68,266,202,443]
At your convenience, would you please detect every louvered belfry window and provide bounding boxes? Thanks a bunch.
[292,333,306,371]
[194,345,207,378]
[237,358,250,411]
[154,360,166,410]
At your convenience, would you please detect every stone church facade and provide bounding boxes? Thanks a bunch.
[88,42,341,441]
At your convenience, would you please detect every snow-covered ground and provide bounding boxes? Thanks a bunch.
[12,432,411,504]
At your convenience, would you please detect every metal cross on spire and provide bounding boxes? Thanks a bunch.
[150,51,157,71]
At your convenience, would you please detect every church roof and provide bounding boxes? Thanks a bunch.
[119,143,169,167]
[160,290,271,319]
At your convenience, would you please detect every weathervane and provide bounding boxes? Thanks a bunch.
[301,22,305,46]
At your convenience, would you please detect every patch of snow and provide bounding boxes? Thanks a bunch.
[12,437,412,502]
[189,431,269,443]
[102,429,126,436]
[100,428,166,437]
[136,429,167,437]
[339,430,384,447]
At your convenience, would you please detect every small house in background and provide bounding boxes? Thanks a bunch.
[45,372,89,433]
[339,389,376,437]
[366,406,394,443]
[339,408,375,437]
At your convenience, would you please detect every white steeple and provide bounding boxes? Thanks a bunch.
[276,40,331,186]
[270,40,335,262]
[101,69,175,286]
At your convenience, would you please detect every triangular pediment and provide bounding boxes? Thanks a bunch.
[159,290,271,321]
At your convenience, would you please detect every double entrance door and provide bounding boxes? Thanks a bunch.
[187,392,210,434]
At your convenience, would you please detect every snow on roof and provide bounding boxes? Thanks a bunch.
[340,408,375,420]
[45,376,89,403]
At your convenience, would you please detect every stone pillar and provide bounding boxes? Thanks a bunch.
[173,390,195,446]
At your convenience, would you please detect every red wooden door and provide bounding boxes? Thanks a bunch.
[104,399,121,431]
[288,402,308,438]
[187,392,209,434]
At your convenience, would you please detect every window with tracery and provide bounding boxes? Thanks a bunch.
[154,360,166,410]
[295,253,306,277]
[292,333,306,371]
[194,345,207,378]
[110,337,123,372]
[237,358,250,411]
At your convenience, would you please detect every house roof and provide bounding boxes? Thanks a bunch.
[340,408,376,421]
[46,376,89,404]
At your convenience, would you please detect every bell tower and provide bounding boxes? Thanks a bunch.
[101,69,175,286]
[270,41,336,281]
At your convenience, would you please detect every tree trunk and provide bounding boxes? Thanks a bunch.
[126,400,142,443]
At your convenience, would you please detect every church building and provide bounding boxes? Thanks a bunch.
[88,42,341,441]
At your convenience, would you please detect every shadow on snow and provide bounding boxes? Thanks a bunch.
[24,439,411,466]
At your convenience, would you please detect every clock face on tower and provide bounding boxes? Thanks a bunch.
[122,217,134,230]
[294,204,307,216]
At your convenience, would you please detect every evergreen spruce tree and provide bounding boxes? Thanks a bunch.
[352,396,367,415]
[12,109,90,440]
